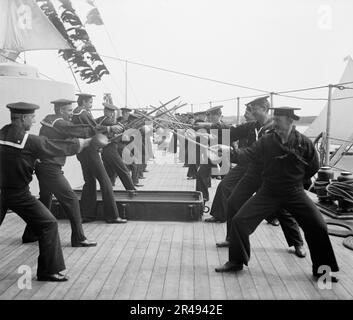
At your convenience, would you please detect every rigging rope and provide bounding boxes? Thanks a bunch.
[100,54,271,94]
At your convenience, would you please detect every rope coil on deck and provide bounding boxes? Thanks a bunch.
[326,181,353,203]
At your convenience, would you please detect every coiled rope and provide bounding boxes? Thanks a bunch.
[326,181,353,203]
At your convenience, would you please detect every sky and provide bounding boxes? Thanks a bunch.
[25,0,353,117]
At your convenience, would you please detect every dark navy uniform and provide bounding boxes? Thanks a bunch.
[207,120,260,222]
[195,120,232,202]
[119,113,145,187]
[0,113,83,278]
[72,106,122,222]
[187,118,205,179]
[96,115,135,190]
[227,128,338,275]
[139,125,153,178]
[22,110,95,246]
[224,121,304,249]
[168,129,178,154]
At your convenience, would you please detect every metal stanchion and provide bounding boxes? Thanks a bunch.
[324,84,333,166]
[236,97,240,125]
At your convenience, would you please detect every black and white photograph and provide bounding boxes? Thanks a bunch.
[1,0,353,308]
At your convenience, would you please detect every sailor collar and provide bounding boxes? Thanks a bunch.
[0,124,29,149]
[40,114,64,128]
[255,119,273,141]
[97,116,108,125]
[73,107,92,116]
[73,108,85,116]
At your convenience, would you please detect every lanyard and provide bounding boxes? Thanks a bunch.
[255,127,263,141]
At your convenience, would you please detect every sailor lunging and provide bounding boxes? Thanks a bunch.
[0,102,92,281]
[215,107,339,282]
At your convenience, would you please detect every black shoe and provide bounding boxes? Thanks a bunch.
[106,217,127,224]
[82,217,96,223]
[139,176,146,179]
[294,245,306,258]
[215,261,243,273]
[143,170,149,173]
[267,218,280,226]
[72,239,97,247]
[216,240,230,248]
[37,272,69,282]
[204,217,223,223]
[134,183,144,187]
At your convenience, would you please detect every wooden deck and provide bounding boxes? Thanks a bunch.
[1,149,353,300]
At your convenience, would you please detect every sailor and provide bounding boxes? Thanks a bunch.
[168,126,178,154]
[215,98,305,259]
[143,120,155,161]
[139,121,152,179]
[215,107,339,282]
[72,93,127,223]
[22,99,97,247]
[117,106,145,185]
[120,113,145,187]
[118,107,132,123]
[181,113,191,168]
[0,102,91,281]
[187,110,207,179]
[96,103,135,190]
[194,105,229,203]
[204,104,258,223]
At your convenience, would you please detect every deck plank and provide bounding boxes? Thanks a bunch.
[145,225,174,300]
[271,222,338,300]
[113,223,152,299]
[97,223,146,299]
[203,223,227,300]
[274,226,353,299]
[162,224,183,299]
[247,231,276,300]
[64,224,128,300]
[259,223,320,300]
[254,224,293,299]
[46,224,117,300]
[129,224,164,299]
[80,223,137,300]
[178,223,195,300]
[193,223,211,299]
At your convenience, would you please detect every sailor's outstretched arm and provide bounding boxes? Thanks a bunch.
[53,119,95,138]
[230,136,265,164]
[28,135,91,159]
